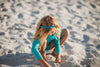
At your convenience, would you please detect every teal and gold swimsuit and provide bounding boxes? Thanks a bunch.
[31,32,62,61]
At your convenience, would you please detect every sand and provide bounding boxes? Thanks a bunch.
[0,0,100,67]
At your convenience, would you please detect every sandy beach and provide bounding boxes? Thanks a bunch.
[0,0,100,67]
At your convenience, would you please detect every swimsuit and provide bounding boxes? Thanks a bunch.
[31,30,62,61]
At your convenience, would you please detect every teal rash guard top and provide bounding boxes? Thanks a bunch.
[31,32,61,61]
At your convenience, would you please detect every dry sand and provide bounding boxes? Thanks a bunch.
[0,0,100,67]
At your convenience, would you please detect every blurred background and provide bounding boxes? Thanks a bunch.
[0,0,100,67]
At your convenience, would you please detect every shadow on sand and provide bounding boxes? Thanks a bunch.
[0,52,41,66]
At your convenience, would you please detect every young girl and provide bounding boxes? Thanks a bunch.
[31,15,69,67]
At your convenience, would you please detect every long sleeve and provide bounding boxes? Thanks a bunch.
[31,39,43,61]
[54,36,61,54]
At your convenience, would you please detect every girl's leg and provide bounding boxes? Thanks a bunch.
[39,40,47,60]
[48,29,69,56]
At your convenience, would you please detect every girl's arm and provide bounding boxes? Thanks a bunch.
[31,39,43,60]
[31,39,51,67]
[54,36,61,63]
[54,36,61,54]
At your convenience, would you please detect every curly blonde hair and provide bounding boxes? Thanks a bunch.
[33,15,61,50]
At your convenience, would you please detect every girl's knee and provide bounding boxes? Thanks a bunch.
[63,28,69,36]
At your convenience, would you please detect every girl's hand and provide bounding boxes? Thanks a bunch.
[55,54,61,63]
[43,64,52,67]
[40,59,52,67]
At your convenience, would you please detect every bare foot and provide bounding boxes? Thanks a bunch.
[51,52,66,58]
[51,52,56,56]
[55,55,66,64]
[61,54,66,58]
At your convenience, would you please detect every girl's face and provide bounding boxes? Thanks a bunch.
[49,30,55,36]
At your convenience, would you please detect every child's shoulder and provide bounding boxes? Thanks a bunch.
[33,39,41,43]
